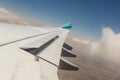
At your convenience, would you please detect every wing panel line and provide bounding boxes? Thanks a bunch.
[0,31,59,47]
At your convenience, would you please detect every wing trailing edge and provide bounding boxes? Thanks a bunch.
[59,42,79,71]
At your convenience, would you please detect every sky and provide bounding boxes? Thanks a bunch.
[0,0,120,40]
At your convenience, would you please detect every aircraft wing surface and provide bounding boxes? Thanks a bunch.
[0,23,78,80]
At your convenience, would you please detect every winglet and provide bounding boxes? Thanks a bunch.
[61,23,72,29]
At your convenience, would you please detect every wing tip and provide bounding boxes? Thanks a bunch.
[60,23,72,29]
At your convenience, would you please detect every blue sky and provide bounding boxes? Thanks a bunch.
[0,0,120,40]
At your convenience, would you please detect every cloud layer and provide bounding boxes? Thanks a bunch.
[0,7,33,25]
[71,27,120,65]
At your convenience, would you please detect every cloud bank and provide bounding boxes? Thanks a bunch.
[71,27,120,65]
[0,7,35,25]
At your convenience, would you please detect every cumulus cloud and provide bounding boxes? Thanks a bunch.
[72,27,120,64]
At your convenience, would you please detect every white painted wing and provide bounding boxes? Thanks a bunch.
[0,23,72,80]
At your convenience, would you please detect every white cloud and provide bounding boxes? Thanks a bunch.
[72,27,120,64]
[0,7,33,25]
[99,27,120,62]
[73,37,80,42]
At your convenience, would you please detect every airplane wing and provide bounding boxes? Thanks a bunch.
[0,23,78,80]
